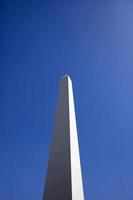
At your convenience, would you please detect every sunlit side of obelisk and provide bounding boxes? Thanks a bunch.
[43,75,84,200]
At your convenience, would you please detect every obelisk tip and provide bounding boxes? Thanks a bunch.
[61,74,71,81]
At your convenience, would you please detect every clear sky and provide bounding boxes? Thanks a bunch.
[1,0,133,199]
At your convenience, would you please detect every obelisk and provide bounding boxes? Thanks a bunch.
[43,75,84,200]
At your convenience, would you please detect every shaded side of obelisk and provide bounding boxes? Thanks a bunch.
[43,75,84,200]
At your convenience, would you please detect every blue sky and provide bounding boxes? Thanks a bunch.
[1,0,133,199]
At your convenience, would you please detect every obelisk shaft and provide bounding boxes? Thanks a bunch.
[43,75,84,200]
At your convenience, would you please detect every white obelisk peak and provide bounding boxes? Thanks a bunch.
[62,74,70,78]
[43,76,84,200]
